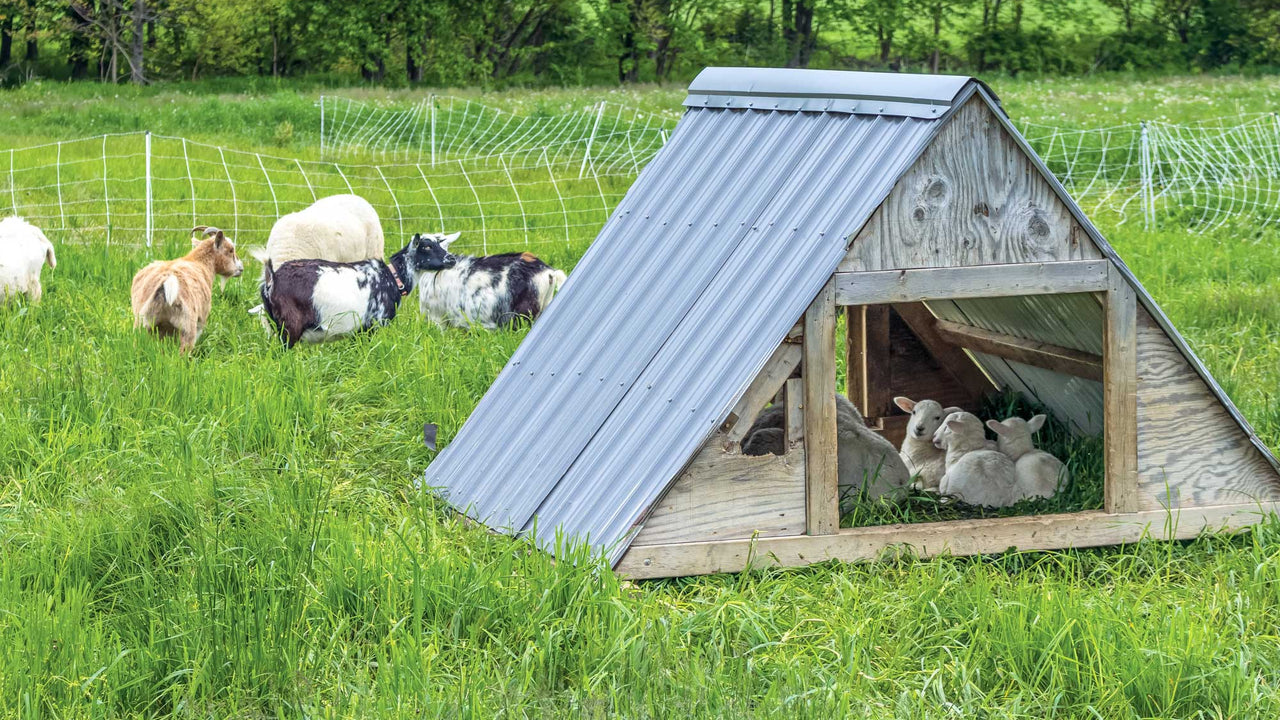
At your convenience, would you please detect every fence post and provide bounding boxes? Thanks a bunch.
[430,98,437,168]
[320,96,326,160]
[9,148,16,215]
[102,136,111,245]
[579,101,606,179]
[1139,122,1152,229]
[56,141,65,229]
[145,131,154,247]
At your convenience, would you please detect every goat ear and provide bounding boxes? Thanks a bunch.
[1027,414,1046,433]
[440,232,461,249]
[986,419,1011,436]
[942,406,963,416]
[213,230,226,247]
[893,396,916,412]
[945,418,964,432]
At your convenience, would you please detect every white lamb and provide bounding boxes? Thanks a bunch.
[249,194,385,316]
[986,414,1068,501]
[894,396,962,492]
[0,217,56,303]
[932,411,1022,508]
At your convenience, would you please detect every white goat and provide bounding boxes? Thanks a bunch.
[932,411,1021,507]
[894,396,961,492]
[743,394,911,502]
[0,217,56,303]
[986,414,1068,501]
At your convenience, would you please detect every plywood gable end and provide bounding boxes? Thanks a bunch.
[842,95,1103,272]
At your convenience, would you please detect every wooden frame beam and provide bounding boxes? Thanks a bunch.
[804,278,840,536]
[1105,264,1140,513]
[834,260,1111,306]
[934,319,1104,382]
[891,303,996,396]
[722,342,803,444]
[617,502,1280,578]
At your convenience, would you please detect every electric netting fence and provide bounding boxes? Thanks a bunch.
[3,101,1278,255]
[318,95,677,175]
[1,131,638,253]
[1022,112,1280,231]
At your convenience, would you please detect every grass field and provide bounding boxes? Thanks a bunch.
[2,74,1280,718]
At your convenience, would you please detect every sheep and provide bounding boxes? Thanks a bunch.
[931,411,1022,508]
[0,216,56,303]
[893,396,962,493]
[986,414,1068,501]
[260,233,456,347]
[248,194,386,317]
[417,233,567,329]
[742,393,911,503]
[252,194,385,266]
[131,227,244,354]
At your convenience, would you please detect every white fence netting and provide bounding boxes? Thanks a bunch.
[1022,112,1280,231]
[2,131,638,252]
[2,99,1278,255]
[319,95,677,175]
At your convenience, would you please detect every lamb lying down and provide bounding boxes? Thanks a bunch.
[742,394,911,503]
[931,411,1020,507]
[986,414,1068,501]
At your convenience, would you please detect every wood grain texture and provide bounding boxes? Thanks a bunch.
[784,377,804,450]
[804,277,840,536]
[935,319,1103,382]
[1135,307,1280,510]
[839,95,1103,273]
[845,306,866,412]
[864,305,892,418]
[1104,267,1140,513]
[630,432,806,547]
[617,502,1280,578]
[723,342,803,444]
[835,261,1111,306]
[892,302,996,396]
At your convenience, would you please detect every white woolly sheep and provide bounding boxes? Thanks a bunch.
[248,194,385,317]
[743,393,911,503]
[253,194,385,266]
[0,217,56,303]
[986,414,1068,501]
[131,227,244,354]
[932,411,1021,507]
[893,396,962,492]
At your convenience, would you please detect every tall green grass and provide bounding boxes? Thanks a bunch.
[0,77,1278,717]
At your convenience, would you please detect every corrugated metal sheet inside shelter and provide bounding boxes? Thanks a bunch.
[422,68,981,563]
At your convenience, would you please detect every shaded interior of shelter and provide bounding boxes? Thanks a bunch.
[761,292,1107,528]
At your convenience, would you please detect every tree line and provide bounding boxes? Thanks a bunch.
[1,0,1278,87]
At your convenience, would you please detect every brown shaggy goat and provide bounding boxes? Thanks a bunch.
[131,227,243,354]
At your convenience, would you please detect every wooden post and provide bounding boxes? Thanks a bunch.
[804,278,840,535]
[844,305,890,418]
[784,377,805,451]
[845,306,863,408]
[1104,264,1139,513]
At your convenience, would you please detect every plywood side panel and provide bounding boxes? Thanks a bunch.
[1136,307,1280,510]
[841,96,1102,272]
[630,432,806,546]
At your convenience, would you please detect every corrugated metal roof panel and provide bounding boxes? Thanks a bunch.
[533,113,940,564]
[423,85,963,560]
[688,67,972,109]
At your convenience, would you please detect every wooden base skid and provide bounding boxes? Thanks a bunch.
[616,502,1280,579]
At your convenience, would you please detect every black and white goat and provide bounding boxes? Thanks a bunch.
[260,234,456,347]
[417,232,567,329]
